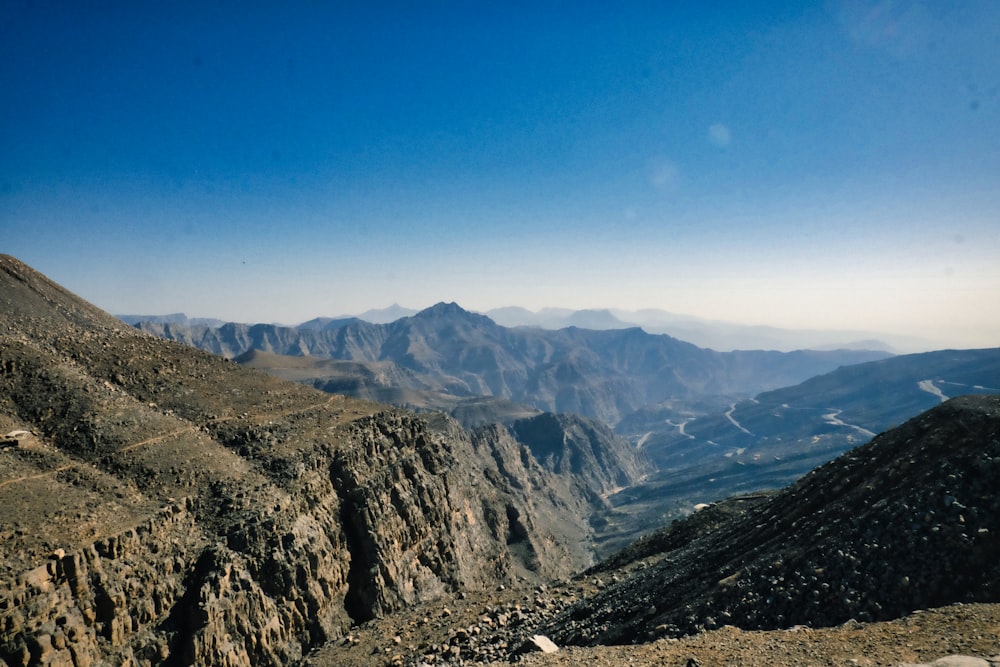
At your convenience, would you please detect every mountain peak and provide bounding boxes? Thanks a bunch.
[421,301,466,314]
[413,302,491,323]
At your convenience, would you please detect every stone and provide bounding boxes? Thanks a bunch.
[527,634,559,654]
[899,658,993,667]
[929,658,992,667]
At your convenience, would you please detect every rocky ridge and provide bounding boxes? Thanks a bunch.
[0,255,615,666]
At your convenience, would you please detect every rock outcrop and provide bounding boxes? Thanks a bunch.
[509,412,648,497]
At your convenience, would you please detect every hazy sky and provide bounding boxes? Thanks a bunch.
[3,2,999,348]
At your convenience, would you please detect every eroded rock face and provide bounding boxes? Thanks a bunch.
[0,255,602,666]
[509,412,648,496]
[327,411,592,624]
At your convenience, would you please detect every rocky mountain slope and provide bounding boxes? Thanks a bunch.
[231,349,647,504]
[632,347,1000,468]
[0,255,632,666]
[134,304,891,427]
[232,348,544,428]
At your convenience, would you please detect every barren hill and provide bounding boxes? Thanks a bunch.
[0,255,625,665]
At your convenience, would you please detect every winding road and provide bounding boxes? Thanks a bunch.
[725,403,753,436]
[822,409,876,438]
[917,379,948,403]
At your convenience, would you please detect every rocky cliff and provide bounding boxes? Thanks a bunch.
[0,255,603,666]
[509,412,647,497]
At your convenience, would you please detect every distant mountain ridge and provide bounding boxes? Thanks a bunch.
[484,306,925,353]
[116,312,227,328]
[119,305,935,353]
[133,303,893,427]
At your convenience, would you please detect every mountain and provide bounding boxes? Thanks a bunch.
[509,412,648,499]
[303,396,1000,666]
[543,394,1000,645]
[0,255,630,665]
[296,316,363,331]
[630,347,1000,474]
[135,304,892,427]
[7,254,997,665]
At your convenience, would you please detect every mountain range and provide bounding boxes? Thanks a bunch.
[133,303,892,428]
[125,299,1000,558]
[482,306,930,352]
[129,303,1000,552]
[599,346,1000,549]
[546,394,1000,645]
[122,305,936,352]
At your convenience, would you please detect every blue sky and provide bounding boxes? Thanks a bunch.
[3,1,999,348]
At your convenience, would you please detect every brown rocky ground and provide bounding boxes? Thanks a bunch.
[512,603,1000,667]
[305,577,1000,667]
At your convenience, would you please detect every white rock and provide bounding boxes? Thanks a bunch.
[529,635,559,654]
[930,657,992,667]
[900,656,993,667]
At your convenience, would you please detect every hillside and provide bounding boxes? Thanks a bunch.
[0,255,632,665]
[233,348,543,427]
[135,305,891,427]
[632,347,1000,467]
